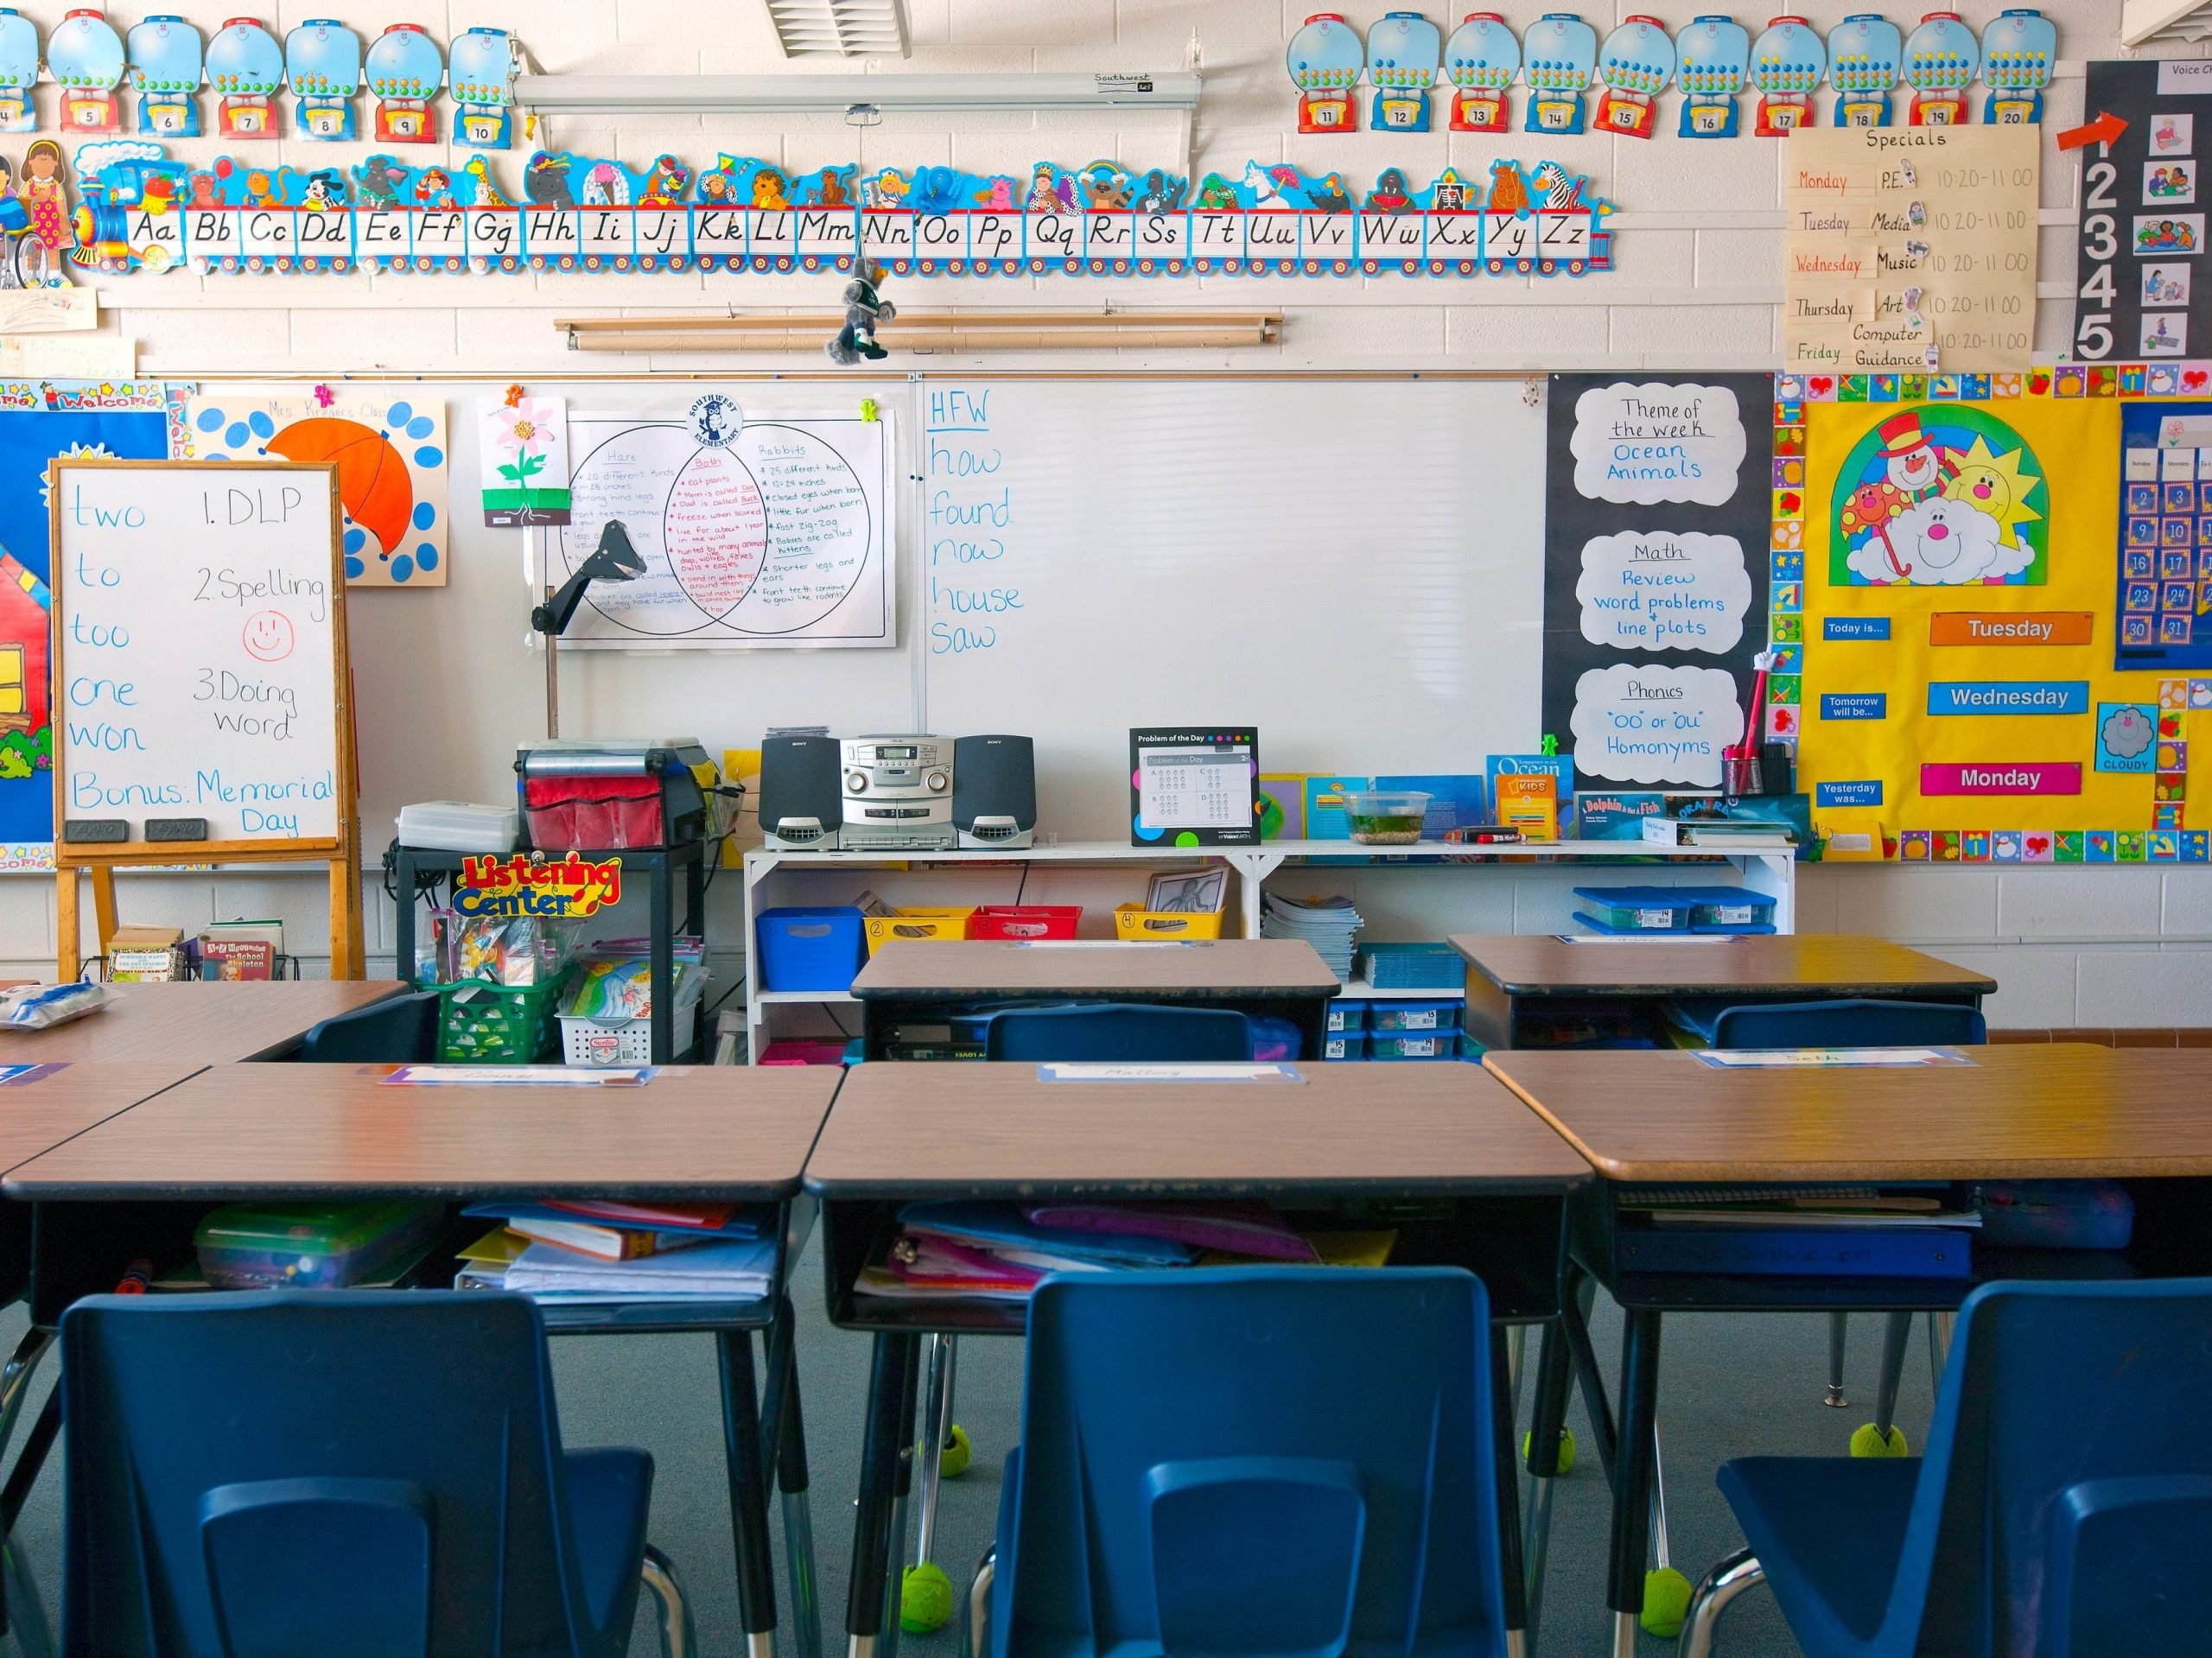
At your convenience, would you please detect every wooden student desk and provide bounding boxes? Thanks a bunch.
[804,1058,1593,1657]
[0,1060,202,1307]
[1483,1045,2212,1656]
[0,979,407,1064]
[1452,932,1996,1050]
[849,937,1342,1058]
[3,1062,842,1658]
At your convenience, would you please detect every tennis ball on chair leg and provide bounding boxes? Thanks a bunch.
[939,1422,972,1478]
[1519,1426,1577,1474]
[1641,1566,1694,1638]
[901,1563,954,1634]
[1850,1422,1910,1458]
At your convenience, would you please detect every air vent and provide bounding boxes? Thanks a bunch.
[765,0,911,59]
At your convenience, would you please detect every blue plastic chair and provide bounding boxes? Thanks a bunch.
[1683,1278,2212,1657]
[973,1267,1507,1658]
[60,1291,692,1658]
[298,989,442,1063]
[984,1002,1254,1063]
[1709,997,1986,1051]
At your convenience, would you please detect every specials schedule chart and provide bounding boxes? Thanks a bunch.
[1785,125,2039,375]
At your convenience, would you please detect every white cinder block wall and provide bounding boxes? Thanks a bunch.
[3,0,2203,1029]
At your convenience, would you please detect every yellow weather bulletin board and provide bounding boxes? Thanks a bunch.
[1789,372,2206,864]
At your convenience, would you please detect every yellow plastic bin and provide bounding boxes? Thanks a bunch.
[1113,904,1226,941]
[862,907,976,955]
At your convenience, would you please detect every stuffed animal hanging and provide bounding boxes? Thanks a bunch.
[826,260,895,365]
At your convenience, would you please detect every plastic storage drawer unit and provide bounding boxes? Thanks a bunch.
[1367,1001,1461,1033]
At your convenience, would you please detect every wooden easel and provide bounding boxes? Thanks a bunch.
[48,458,364,981]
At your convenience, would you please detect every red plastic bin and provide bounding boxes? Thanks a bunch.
[964,905,1082,942]
[758,1040,849,1067]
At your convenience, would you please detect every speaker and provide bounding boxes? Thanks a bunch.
[758,735,842,850]
[953,734,1036,848]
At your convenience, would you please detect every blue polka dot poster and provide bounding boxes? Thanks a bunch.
[181,391,448,586]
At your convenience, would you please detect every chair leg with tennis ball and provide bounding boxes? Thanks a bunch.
[900,1334,959,1635]
[1641,1422,1693,1640]
[1849,1311,1913,1458]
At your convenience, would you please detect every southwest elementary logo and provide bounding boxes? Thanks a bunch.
[689,394,743,448]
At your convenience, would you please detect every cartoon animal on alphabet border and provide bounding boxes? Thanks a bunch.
[1833,408,2049,587]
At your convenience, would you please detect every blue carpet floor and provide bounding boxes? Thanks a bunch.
[0,1245,1945,1657]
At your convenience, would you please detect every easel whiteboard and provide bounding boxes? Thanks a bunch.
[49,460,346,849]
[919,379,1548,835]
[552,405,894,648]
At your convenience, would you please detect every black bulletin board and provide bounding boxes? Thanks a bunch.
[1540,372,1775,792]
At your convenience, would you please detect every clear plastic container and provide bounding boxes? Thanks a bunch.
[396,800,519,854]
[194,1201,443,1290]
[1342,790,1433,845]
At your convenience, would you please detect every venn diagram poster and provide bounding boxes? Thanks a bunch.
[1541,374,1772,791]
[554,401,893,649]
[1797,387,2199,862]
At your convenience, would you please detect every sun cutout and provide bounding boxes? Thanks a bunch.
[1942,434,2044,549]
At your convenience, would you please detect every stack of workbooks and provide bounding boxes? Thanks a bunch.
[1613,1185,1978,1279]
[855,1200,1395,1305]
[1260,893,1363,980]
[455,1198,779,1302]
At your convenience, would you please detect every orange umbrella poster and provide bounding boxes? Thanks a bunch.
[181,391,448,587]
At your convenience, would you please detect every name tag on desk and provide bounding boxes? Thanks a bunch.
[382,1064,658,1086]
[1037,1063,1303,1083]
[1689,1048,1972,1070]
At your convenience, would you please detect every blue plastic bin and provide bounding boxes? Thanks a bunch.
[1369,1032,1454,1060]
[1325,999,1368,1034]
[1367,1001,1461,1034]
[754,906,867,992]
[1322,1031,1368,1061]
[1572,886,1695,931]
[1675,885,1780,933]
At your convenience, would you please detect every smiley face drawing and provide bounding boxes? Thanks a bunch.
[241,610,294,662]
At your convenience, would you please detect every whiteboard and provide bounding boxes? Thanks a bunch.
[206,378,1554,859]
[553,404,893,648]
[919,380,1548,836]
[50,461,344,848]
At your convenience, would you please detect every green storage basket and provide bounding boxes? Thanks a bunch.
[435,969,574,1064]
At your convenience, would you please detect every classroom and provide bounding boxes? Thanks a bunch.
[0,2,2208,1656]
